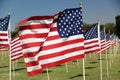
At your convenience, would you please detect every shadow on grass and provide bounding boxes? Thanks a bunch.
[56,64,64,67]
[12,68,26,72]
[0,66,8,68]
[18,62,24,64]
[43,70,52,73]
[72,60,78,62]
[85,66,96,69]
[69,74,88,79]
[89,61,99,64]
[98,58,104,60]
[118,71,120,72]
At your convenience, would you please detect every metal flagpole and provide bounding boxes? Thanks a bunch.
[105,50,109,78]
[97,20,102,80]
[12,62,15,78]
[79,2,85,80]
[82,58,85,80]
[46,68,50,80]
[8,10,12,80]
[99,53,102,80]
[104,25,109,78]
[65,63,69,72]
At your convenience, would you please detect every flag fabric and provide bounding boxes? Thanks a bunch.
[0,15,10,47]
[11,36,23,61]
[19,7,84,76]
[0,46,9,51]
[84,23,100,54]
[110,34,115,45]
[97,32,111,53]
[97,29,106,53]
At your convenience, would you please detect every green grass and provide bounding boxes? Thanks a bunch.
[0,46,120,80]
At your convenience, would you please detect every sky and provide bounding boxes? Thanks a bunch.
[0,0,120,30]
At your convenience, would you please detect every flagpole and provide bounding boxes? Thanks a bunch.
[104,26,109,78]
[97,20,102,80]
[46,68,50,80]
[8,10,12,80]
[79,2,85,80]
[82,58,85,80]
[65,63,69,72]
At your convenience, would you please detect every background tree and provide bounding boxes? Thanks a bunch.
[11,23,19,38]
[115,15,120,38]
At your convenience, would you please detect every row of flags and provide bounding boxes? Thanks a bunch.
[0,6,119,76]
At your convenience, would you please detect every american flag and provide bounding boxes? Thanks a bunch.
[97,32,111,53]
[110,34,115,45]
[0,15,10,47]
[97,29,106,53]
[0,46,9,51]
[19,7,84,76]
[105,33,111,49]
[11,36,23,61]
[84,23,100,54]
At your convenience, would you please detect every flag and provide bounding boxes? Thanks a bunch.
[0,15,10,47]
[97,29,106,53]
[19,7,84,76]
[11,36,23,61]
[97,32,111,53]
[110,34,115,45]
[84,23,100,54]
[104,33,111,49]
[0,46,9,51]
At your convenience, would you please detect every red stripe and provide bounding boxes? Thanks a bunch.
[0,39,8,41]
[85,44,99,49]
[28,69,43,76]
[85,49,100,54]
[20,33,48,40]
[11,56,23,61]
[0,34,8,36]
[19,16,54,25]
[19,24,51,31]
[85,40,99,45]
[21,42,43,49]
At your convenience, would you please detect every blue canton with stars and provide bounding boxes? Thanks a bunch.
[100,30,105,40]
[57,7,83,38]
[106,33,110,41]
[84,23,98,40]
[0,15,10,31]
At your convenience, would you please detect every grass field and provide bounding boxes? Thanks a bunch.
[0,46,120,80]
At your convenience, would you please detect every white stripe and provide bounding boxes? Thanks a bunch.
[11,43,21,49]
[11,47,22,53]
[21,38,45,44]
[11,51,22,56]
[11,54,23,60]
[23,19,53,26]
[85,38,99,42]
[84,42,99,47]
[11,37,19,43]
[20,28,50,35]
[0,36,8,39]
[0,31,8,34]
[27,65,42,72]
[0,42,8,44]
[85,47,100,52]
[22,47,40,53]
